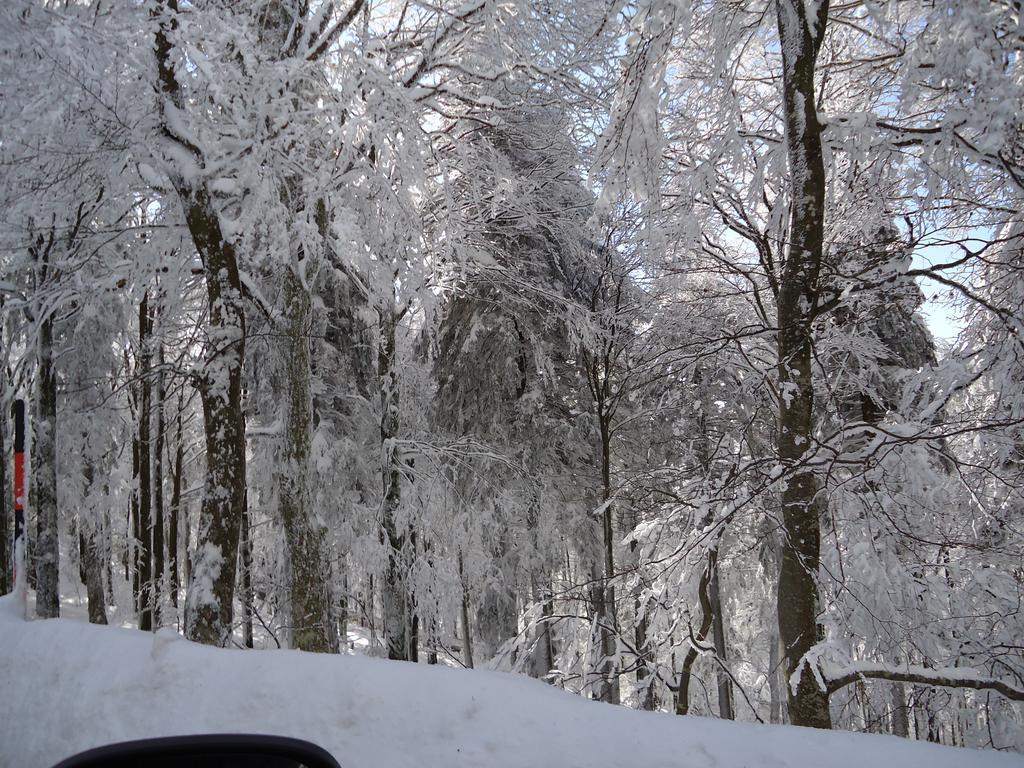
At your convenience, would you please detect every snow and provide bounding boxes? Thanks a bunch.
[1,594,1019,768]
[185,542,223,610]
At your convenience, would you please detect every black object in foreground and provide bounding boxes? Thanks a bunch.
[52,734,341,768]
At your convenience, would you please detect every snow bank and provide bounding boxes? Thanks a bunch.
[0,595,1018,768]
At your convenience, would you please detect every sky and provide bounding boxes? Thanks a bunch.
[911,238,982,349]
[917,277,962,345]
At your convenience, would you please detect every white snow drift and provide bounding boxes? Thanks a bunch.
[0,595,1019,768]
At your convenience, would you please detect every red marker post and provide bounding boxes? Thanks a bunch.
[13,398,27,613]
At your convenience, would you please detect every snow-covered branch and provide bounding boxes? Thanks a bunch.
[824,663,1024,702]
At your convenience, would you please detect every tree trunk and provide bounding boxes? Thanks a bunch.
[459,553,474,669]
[157,11,248,648]
[81,459,107,625]
[76,520,87,585]
[774,0,832,730]
[103,508,114,608]
[407,523,420,663]
[278,266,333,652]
[891,681,910,737]
[476,531,518,664]
[337,568,349,650]
[377,306,411,661]
[461,593,475,669]
[634,594,656,710]
[82,532,107,625]
[624,505,655,709]
[130,434,139,595]
[676,549,717,716]
[409,599,420,663]
[594,415,619,704]
[679,368,730,717]
[0,391,9,596]
[168,402,183,607]
[186,266,247,646]
[239,505,254,649]
[33,291,59,619]
[366,572,378,652]
[709,561,733,719]
[426,611,438,665]
[530,578,556,682]
[153,340,166,628]
[138,295,154,632]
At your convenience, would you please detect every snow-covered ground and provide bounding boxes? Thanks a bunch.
[1,594,1019,768]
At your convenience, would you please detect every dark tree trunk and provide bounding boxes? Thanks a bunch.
[82,532,107,625]
[156,14,248,646]
[582,330,620,704]
[337,568,349,651]
[709,562,733,719]
[407,525,419,663]
[774,0,833,730]
[77,522,87,585]
[130,435,140,600]
[475,531,518,667]
[186,234,248,646]
[635,594,656,709]
[366,572,378,651]
[239,504,254,649]
[675,548,718,715]
[278,267,333,652]
[138,295,154,632]
[379,307,409,661]
[624,504,655,709]
[33,275,59,619]
[409,602,420,663]
[81,461,107,625]
[595,416,619,704]
[103,507,113,607]
[678,369,731,717]
[891,680,910,737]
[458,553,474,669]
[461,592,475,669]
[168,400,184,607]
[426,612,438,665]
[0,385,8,596]
[525,493,556,683]
[530,578,557,682]
[153,340,166,627]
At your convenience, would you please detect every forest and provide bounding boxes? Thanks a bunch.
[0,0,1022,755]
